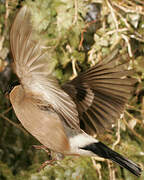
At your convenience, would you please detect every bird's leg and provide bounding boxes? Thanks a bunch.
[33,145,54,171]
[33,145,64,171]
[32,145,50,154]
[38,152,64,172]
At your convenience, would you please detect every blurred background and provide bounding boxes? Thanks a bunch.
[0,0,144,179]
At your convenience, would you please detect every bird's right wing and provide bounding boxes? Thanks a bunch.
[10,6,53,86]
[10,6,80,130]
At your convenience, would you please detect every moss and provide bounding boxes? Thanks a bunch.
[0,161,15,180]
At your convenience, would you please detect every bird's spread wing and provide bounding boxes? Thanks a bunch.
[62,50,136,134]
[10,6,79,129]
[10,6,54,84]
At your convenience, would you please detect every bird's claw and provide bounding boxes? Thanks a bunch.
[37,158,56,172]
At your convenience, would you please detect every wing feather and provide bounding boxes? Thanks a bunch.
[10,6,80,130]
[62,50,136,133]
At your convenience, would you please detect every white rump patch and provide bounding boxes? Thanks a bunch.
[69,133,98,156]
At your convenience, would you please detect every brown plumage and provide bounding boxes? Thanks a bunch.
[10,85,70,153]
[9,6,141,177]
[62,52,136,134]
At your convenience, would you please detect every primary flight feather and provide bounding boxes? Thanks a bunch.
[9,6,142,177]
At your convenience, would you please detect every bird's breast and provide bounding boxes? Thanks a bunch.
[10,86,70,153]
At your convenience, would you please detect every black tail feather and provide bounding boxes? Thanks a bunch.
[81,142,142,177]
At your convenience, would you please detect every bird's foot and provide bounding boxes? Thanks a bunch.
[37,158,56,172]
[32,145,64,172]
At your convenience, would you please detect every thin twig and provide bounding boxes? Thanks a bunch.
[106,0,119,30]
[121,34,133,57]
[112,2,144,15]
[123,116,144,142]
[66,44,78,80]
[113,10,131,29]
[112,119,121,149]
[125,110,144,128]
[126,105,141,112]
[5,0,9,29]
[107,160,116,180]
[104,28,128,36]
[70,57,77,80]
[0,113,28,135]
[130,34,144,43]
[88,47,97,66]
[2,106,12,115]
[73,0,78,25]
[0,36,5,52]
[0,0,10,54]
[92,157,102,180]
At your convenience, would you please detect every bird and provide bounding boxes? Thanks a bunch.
[8,6,142,177]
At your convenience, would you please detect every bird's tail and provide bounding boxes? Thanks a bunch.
[81,142,142,177]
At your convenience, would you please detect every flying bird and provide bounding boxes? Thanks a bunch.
[8,6,142,177]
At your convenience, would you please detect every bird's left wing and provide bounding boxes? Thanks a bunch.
[10,6,79,129]
[62,50,136,134]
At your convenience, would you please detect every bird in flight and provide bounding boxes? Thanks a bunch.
[8,6,142,177]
